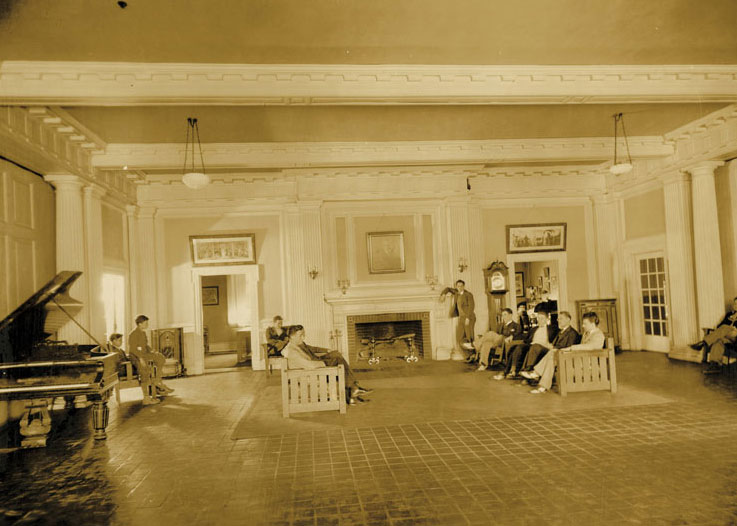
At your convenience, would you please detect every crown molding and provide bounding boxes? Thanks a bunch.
[2,62,737,105]
[94,136,672,172]
[0,106,135,203]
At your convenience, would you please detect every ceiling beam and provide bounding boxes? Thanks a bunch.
[2,62,736,106]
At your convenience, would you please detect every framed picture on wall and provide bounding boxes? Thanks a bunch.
[506,223,567,253]
[515,272,524,297]
[189,233,256,266]
[367,231,405,274]
[202,286,219,306]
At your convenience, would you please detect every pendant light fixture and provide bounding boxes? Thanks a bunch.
[182,117,210,189]
[609,112,633,175]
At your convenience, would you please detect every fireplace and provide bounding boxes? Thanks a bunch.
[346,312,431,364]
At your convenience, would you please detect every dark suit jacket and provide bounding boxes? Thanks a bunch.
[718,310,737,328]
[523,324,557,345]
[449,290,476,321]
[500,320,522,339]
[552,325,580,349]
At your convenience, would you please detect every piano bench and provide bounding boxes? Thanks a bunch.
[114,360,158,403]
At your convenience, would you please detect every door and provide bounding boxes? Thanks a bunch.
[635,253,670,352]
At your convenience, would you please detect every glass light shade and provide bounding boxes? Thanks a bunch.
[182,171,210,189]
[609,163,633,175]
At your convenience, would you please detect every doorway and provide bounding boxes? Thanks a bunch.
[507,252,568,328]
[201,274,249,371]
[633,252,671,352]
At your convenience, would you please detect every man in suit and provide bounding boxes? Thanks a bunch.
[691,297,737,374]
[128,315,174,405]
[441,280,476,354]
[494,311,555,379]
[282,325,372,404]
[473,308,521,371]
[521,310,577,370]
[524,311,604,394]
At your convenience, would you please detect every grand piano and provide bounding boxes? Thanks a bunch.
[0,271,119,447]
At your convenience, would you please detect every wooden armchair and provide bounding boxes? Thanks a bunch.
[114,359,157,403]
[281,363,347,417]
[701,326,737,367]
[555,337,617,397]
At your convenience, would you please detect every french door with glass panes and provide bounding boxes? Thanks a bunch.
[636,253,671,352]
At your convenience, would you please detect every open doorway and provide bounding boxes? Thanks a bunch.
[507,251,568,330]
[201,274,251,371]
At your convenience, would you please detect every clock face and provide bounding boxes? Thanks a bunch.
[491,271,506,291]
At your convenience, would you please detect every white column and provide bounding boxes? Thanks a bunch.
[299,202,330,347]
[125,205,139,324]
[83,184,107,342]
[723,160,737,300]
[137,208,159,327]
[592,195,618,298]
[663,172,698,347]
[688,161,726,328]
[282,204,305,325]
[43,174,89,343]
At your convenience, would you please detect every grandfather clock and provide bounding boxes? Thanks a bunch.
[484,260,509,329]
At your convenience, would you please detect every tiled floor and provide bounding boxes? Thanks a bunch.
[3,352,737,525]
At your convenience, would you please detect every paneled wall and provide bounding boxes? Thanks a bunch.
[0,159,56,432]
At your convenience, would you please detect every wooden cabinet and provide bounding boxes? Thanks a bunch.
[575,299,620,349]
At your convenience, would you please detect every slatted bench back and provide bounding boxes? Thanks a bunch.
[281,364,347,417]
[556,338,617,397]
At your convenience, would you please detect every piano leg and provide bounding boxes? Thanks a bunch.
[91,398,110,440]
[19,400,52,448]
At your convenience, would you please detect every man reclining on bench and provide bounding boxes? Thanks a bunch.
[282,325,373,405]
[522,311,603,394]
[690,296,737,375]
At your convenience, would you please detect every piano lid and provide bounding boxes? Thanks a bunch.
[0,271,83,360]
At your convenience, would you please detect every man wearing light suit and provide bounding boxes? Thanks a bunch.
[442,280,476,354]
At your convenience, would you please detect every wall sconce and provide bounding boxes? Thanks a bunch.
[337,279,350,295]
[308,266,319,280]
[457,257,468,273]
[425,274,438,290]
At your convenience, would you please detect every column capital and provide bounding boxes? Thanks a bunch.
[296,199,323,211]
[591,192,616,205]
[83,183,106,200]
[43,173,84,189]
[138,207,157,219]
[662,171,691,186]
[125,204,139,218]
[684,161,725,178]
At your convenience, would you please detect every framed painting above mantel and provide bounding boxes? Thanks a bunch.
[506,223,567,254]
[189,233,256,267]
[367,231,405,274]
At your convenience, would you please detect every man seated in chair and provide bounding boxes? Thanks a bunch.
[265,315,289,357]
[494,311,555,380]
[522,311,603,394]
[282,325,372,404]
[92,333,128,377]
[128,315,174,405]
[690,297,737,375]
[472,308,521,371]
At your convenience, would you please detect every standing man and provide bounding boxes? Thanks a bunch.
[128,315,174,405]
[441,280,476,354]
[691,296,737,374]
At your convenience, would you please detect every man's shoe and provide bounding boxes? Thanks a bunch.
[462,342,475,350]
[530,387,547,394]
[476,365,487,372]
[521,371,540,380]
[493,373,505,381]
[353,386,373,396]
[142,397,161,405]
[506,372,517,379]
[690,341,706,351]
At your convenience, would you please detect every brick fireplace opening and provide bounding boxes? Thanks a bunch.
[346,312,431,364]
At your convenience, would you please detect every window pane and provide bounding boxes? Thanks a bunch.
[648,259,656,272]
[658,274,665,288]
[649,275,658,288]
[657,258,664,271]
[651,308,660,320]
[661,307,667,320]
[643,294,650,305]
[640,259,648,273]
[662,323,668,337]
[645,322,652,335]
[653,323,661,336]
[641,275,649,289]
[643,306,651,319]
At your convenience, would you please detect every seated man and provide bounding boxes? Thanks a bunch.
[92,333,128,376]
[265,315,289,357]
[128,315,174,405]
[494,311,555,380]
[473,308,521,371]
[282,325,372,404]
[516,302,532,340]
[691,296,737,374]
[523,311,603,394]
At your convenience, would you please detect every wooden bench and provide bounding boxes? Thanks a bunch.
[555,337,617,397]
[281,364,347,417]
[114,360,157,403]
